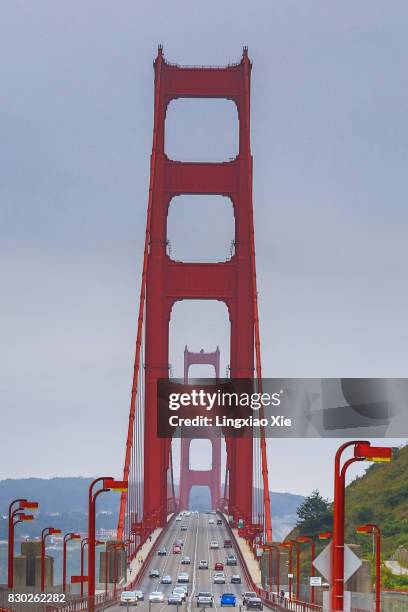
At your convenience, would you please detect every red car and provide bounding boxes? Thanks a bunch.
[214,562,224,571]
[173,545,182,554]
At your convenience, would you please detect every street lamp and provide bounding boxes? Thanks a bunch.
[356,524,381,612]
[41,527,61,592]
[112,542,125,597]
[7,499,38,588]
[332,441,392,612]
[287,540,301,601]
[279,541,294,600]
[63,533,81,593]
[88,477,128,610]
[263,544,280,596]
[81,537,104,597]
[297,536,316,604]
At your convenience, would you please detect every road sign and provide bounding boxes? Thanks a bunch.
[312,542,362,583]
[238,518,244,528]
[310,576,322,587]
[288,573,294,579]
[256,548,263,557]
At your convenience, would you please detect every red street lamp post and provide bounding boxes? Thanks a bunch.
[263,544,280,596]
[80,537,88,598]
[81,537,104,597]
[8,499,38,588]
[280,542,294,600]
[356,524,381,612]
[297,536,316,604]
[332,441,392,612]
[88,478,127,610]
[63,533,81,593]
[41,527,61,592]
[288,540,301,601]
[112,543,125,597]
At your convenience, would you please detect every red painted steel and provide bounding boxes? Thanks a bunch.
[143,46,256,527]
[117,47,273,542]
[179,347,221,510]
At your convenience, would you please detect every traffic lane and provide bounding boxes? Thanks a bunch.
[206,516,253,606]
[192,514,252,610]
[112,513,257,612]
[112,513,197,612]
[142,512,197,598]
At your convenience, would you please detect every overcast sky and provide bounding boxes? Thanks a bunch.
[1,1,408,500]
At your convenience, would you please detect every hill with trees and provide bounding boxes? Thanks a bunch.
[287,443,408,589]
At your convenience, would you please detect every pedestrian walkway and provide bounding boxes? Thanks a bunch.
[125,514,174,586]
[231,527,262,587]
[124,528,162,585]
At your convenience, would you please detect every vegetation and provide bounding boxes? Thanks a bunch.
[287,444,408,589]
[296,489,332,535]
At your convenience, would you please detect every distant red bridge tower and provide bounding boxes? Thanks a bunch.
[179,346,222,511]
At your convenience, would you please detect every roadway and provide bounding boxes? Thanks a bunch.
[110,512,264,612]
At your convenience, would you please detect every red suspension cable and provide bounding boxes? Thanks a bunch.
[243,50,272,542]
[117,50,164,539]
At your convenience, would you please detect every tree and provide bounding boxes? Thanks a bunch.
[296,490,333,535]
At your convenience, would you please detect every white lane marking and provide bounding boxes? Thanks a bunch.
[187,511,199,612]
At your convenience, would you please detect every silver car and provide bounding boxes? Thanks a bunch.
[196,592,213,608]
[120,592,138,606]
[213,572,225,584]
[177,572,189,583]
[173,586,188,601]
[149,592,164,603]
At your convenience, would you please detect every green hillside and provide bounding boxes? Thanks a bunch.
[344,443,408,559]
[287,443,408,589]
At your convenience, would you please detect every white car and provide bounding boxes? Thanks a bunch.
[213,572,226,584]
[161,575,172,584]
[177,572,189,583]
[176,516,182,522]
[209,518,215,524]
[199,560,209,569]
[149,592,164,603]
[120,592,138,606]
[173,586,188,601]
[196,592,214,608]
[210,540,219,549]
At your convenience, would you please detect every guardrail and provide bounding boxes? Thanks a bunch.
[219,513,324,612]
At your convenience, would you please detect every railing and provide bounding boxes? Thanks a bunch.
[46,591,121,612]
[220,514,323,612]
[0,590,121,612]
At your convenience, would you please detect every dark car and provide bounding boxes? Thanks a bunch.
[231,575,241,584]
[226,555,237,566]
[217,519,223,525]
[149,569,160,578]
[224,540,233,548]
